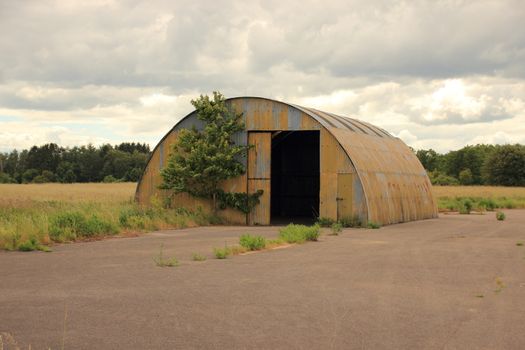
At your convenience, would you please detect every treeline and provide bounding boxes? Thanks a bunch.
[415,144,525,186]
[0,142,151,184]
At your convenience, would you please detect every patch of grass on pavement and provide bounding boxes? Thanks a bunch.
[153,244,179,267]
[279,224,320,243]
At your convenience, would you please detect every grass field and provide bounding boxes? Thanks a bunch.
[0,183,216,251]
[432,185,525,212]
[0,182,136,207]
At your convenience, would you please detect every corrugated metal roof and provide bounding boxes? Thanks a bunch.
[291,104,393,138]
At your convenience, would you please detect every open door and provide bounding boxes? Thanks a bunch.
[337,173,354,220]
[271,131,320,223]
[248,132,271,225]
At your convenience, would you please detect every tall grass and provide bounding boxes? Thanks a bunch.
[0,183,215,251]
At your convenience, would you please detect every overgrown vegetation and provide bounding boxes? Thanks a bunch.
[330,222,343,235]
[0,142,150,184]
[366,221,381,229]
[496,211,506,221]
[279,224,320,243]
[160,92,262,214]
[213,245,231,259]
[316,217,335,227]
[0,188,218,251]
[239,234,266,251]
[339,215,363,228]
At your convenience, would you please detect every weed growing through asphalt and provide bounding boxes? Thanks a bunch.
[153,244,179,267]
[279,224,320,243]
[213,242,231,259]
[496,211,506,221]
[516,241,524,247]
[367,221,381,229]
[330,222,343,235]
[475,294,484,298]
[316,217,335,227]
[339,215,362,228]
[494,277,506,294]
[192,253,207,261]
[239,234,266,251]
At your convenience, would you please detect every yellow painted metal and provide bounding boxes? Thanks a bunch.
[248,132,271,225]
[248,179,270,225]
[337,173,354,219]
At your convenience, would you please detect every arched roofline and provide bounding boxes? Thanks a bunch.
[135,96,384,217]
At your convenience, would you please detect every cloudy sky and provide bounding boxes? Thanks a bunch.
[1,0,524,153]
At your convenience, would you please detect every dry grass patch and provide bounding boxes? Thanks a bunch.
[0,182,136,208]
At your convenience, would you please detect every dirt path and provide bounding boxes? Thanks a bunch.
[1,211,525,349]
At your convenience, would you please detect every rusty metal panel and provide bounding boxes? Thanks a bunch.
[247,132,271,225]
[337,174,354,219]
[328,127,438,225]
[248,179,270,225]
[248,132,271,179]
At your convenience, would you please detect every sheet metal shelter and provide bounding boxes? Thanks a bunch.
[136,97,438,225]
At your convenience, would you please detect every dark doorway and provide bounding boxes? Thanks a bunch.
[271,131,320,224]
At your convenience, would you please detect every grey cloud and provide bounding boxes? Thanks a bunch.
[1,0,525,152]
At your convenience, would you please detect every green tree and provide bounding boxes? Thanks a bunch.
[483,144,525,186]
[160,92,256,212]
[458,168,473,185]
[415,149,442,172]
[0,172,16,183]
[22,168,39,183]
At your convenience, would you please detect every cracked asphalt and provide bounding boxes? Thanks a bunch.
[1,210,525,349]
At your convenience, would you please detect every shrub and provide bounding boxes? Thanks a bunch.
[239,234,266,251]
[458,198,473,214]
[496,211,506,221]
[84,215,118,236]
[478,198,497,211]
[279,224,320,243]
[103,175,118,183]
[339,215,362,228]
[330,222,343,235]
[49,211,86,241]
[17,237,39,251]
[0,172,16,183]
[49,211,117,241]
[316,217,335,227]
[213,246,230,259]
[429,171,459,186]
[367,221,381,229]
